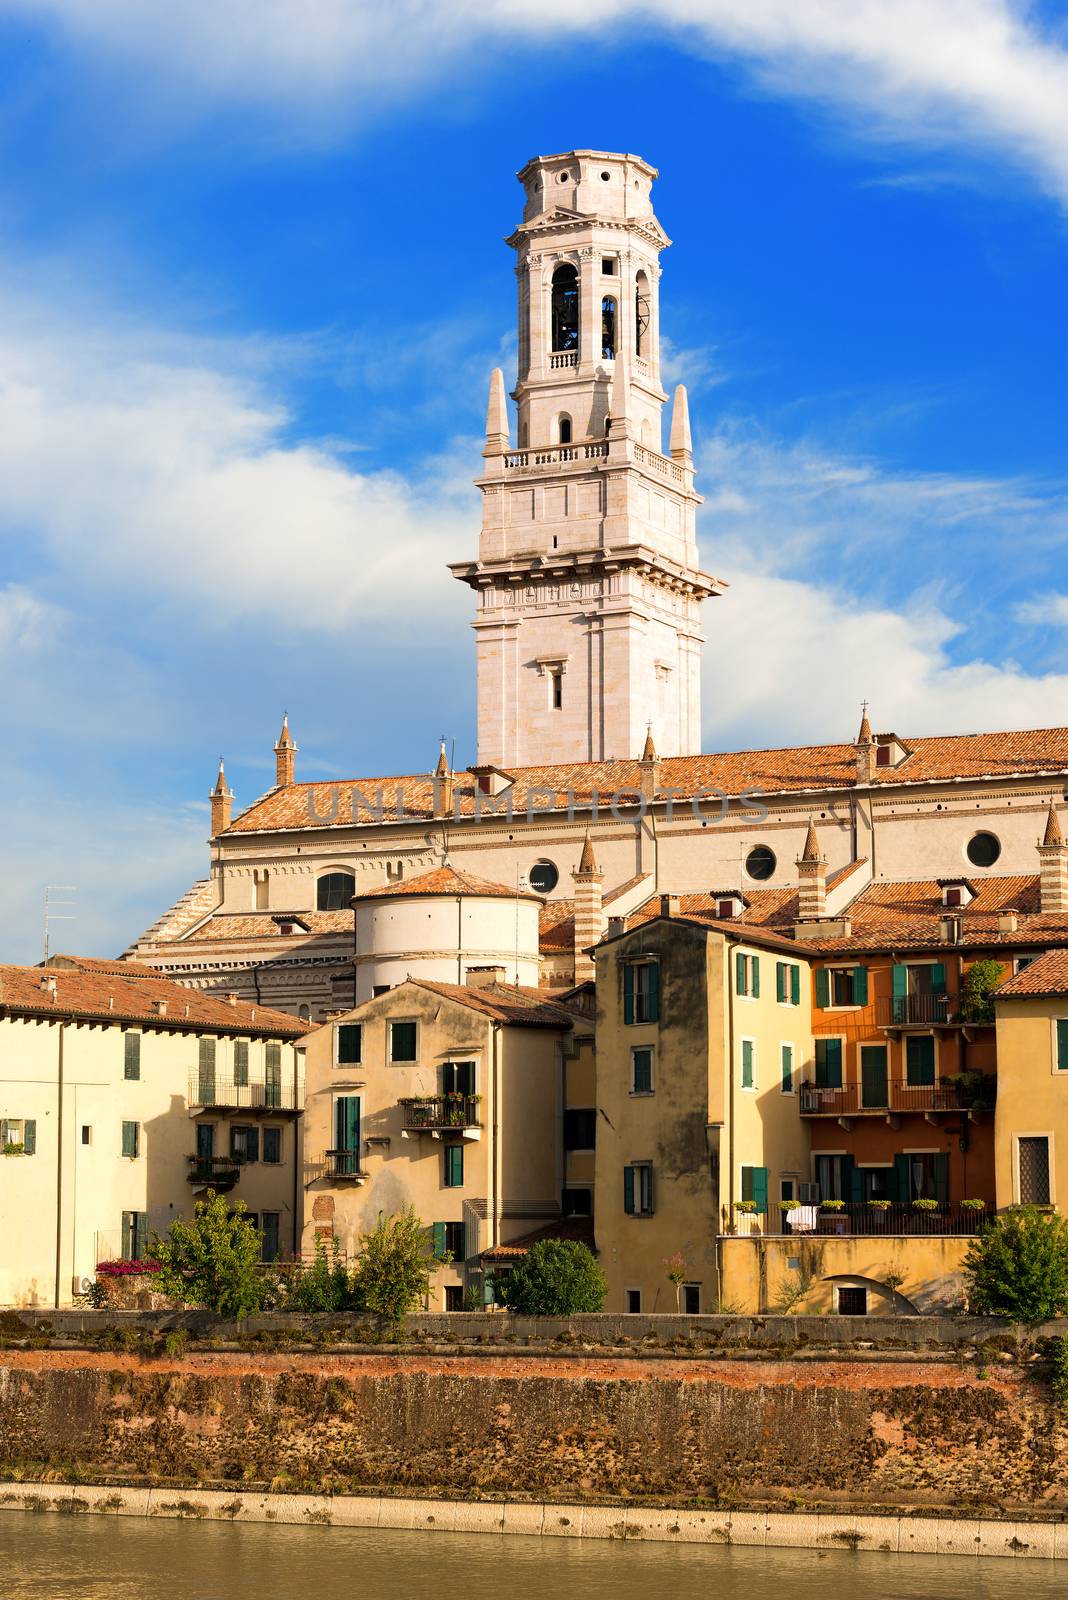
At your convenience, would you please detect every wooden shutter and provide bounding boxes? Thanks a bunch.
[1057,1019,1068,1071]
[124,1033,140,1080]
[134,1213,148,1261]
[623,962,635,1024]
[647,961,660,1022]
[233,1040,249,1086]
[431,1222,446,1260]
[623,1165,635,1215]
[781,1045,793,1092]
[750,1166,768,1208]
[893,1153,911,1202]
[23,1119,36,1155]
[751,956,760,999]
[933,1152,949,1204]
[849,1162,865,1204]
[790,965,801,1006]
[776,962,786,1003]
[815,968,830,1009]
[852,966,868,1006]
[121,1121,137,1158]
[930,963,947,995]
[335,1095,360,1152]
[246,1126,260,1163]
[741,1039,754,1088]
[735,951,746,994]
[821,1038,843,1088]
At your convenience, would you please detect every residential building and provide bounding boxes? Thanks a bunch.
[993,949,1068,1209]
[0,959,308,1307]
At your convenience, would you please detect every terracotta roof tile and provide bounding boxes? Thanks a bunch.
[184,912,353,943]
[482,1216,595,1261]
[357,865,540,901]
[539,899,575,953]
[406,978,579,1028]
[996,949,1068,998]
[0,965,310,1035]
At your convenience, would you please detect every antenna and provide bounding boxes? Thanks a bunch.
[43,885,77,962]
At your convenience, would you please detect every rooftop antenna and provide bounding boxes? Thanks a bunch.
[43,885,77,962]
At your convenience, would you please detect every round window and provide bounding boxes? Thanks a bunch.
[600,170,611,181]
[558,172,570,183]
[528,860,559,894]
[966,831,1001,868]
[745,845,776,881]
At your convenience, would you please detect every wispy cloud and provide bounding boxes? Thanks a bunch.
[1015,593,1068,628]
[7,2,1068,206]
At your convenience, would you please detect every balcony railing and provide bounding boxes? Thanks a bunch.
[733,1202,988,1238]
[187,1072,303,1112]
[800,1077,995,1116]
[504,442,608,470]
[186,1154,241,1190]
[876,992,958,1028]
[322,1148,366,1181]
[399,1094,481,1133]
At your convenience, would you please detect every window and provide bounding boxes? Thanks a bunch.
[860,1044,889,1109]
[317,871,355,910]
[563,1187,592,1216]
[389,1020,418,1062]
[1019,1136,1051,1205]
[741,1038,756,1090]
[372,985,390,997]
[776,962,802,1006]
[816,966,868,1008]
[626,1288,642,1313]
[635,270,650,356]
[123,1032,141,1081]
[231,1124,259,1163]
[780,1044,795,1094]
[263,1127,282,1164]
[443,1061,476,1096]
[196,1123,215,1161]
[623,959,660,1024]
[682,1284,700,1315]
[1,1118,35,1154]
[551,264,579,352]
[741,1166,768,1207]
[814,1154,846,1201]
[81,1125,91,1146]
[745,845,776,881]
[564,1108,596,1150]
[601,296,616,358]
[260,1212,281,1262]
[1015,955,1036,975]
[906,1152,948,1202]
[443,1144,464,1188]
[254,869,269,910]
[265,1042,282,1108]
[558,416,572,446]
[602,257,617,274]
[905,1035,936,1087]
[334,1096,361,1174]
[233,1039,249,1087]
[837,1286,868,1316]
[442,1220,465,1260]
[529,859,559,894]
[966,831,1001,868]
[121,1211,148,1261]
[631,1046,654,1094]
[623,1162,654,1216]
[444,1286,464,1312]
[735,951,760,998]
[197,1037,216,1102]
[336,1023,362,1066]
[814,1037,843,1088]
[550,668,563,710]
[121,1120,140,1159]
[1055,1020,1068,1072]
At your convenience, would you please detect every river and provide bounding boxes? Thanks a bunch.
[1,1513,1063,1598]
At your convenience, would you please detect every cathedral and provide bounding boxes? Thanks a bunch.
[129,150,1068,1019]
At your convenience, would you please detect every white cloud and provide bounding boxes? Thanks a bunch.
[7,2,1068,205]
[1015,593,1068,628]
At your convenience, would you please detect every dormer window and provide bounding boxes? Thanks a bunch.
[876,744,891,767]
[874,734,911,768]
[938,878,976,908]
[711,888,748,919]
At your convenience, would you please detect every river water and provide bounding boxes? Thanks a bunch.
[0,1513,1062,1598]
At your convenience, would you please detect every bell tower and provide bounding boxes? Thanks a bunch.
[450,149,724,768]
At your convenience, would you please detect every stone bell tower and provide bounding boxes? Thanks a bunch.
[450,149,724,769]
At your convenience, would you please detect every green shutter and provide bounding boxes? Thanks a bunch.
[906,1035,935,1086]
[815,968,830,1009]
[1058,1020,1068,1071]
[817,1037,843,1088]
[445,1144,463,1187]
[791,965,801,1007]
[839,1154,854,1204]
[23,1119,36,1156]
[892,965,908,997]
[431,1222,446,1260]
[852,966,868,1006]
[124,1033,140,1080]
[776,962,786,1003]
[623,962,634,1024]
[121,1121,137,1158]
[647,960,660,1022]
[750,1166,768,1208]
[930,963,947,996]
[849,1163,866,1204]
[741,1039,754,1089]
[736,951,746,994]
[336,1095,360,1152]
[781,1045,793,1092]
[233,1040,249,1086]
[893,1152,911,1203]
[933,1152,949,1204]
[623,1165,635,1215]
[751,956,760,999]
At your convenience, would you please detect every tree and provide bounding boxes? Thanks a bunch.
[351,1208,438,1322]
[151,1190,266,1317]
[503,1239,606,1315]
[956,958,1005,1025]
[284,1234,353,1312]
[664,1252,688,1312]
[964,1207,1068,1323]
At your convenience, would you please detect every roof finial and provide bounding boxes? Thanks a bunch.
[435,736,449,779]
[212,757,228,797]
[1042,798,1064,849]
[641,723,657,763]
[800,817,823,863]
[857,700,873,745]
[485,367,509,454]
[576,830,600,877]
[669,383,692,462]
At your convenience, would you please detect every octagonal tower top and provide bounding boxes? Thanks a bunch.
[516,149,658,226]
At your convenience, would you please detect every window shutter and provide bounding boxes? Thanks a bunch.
[246,1126,259,1163]
[623,1165,635,1215]
[134,1213,148,1261]
[121,1212,133,1260]
[124,1033,140,1080]
[1058,1019,1068,1071]
[233,1040,249,1086]
[893,1152,911,1203]
[850,1163,865,1204]
[839,1154,854,1204]
[790,965,801,1007]
[647,960,660,1022]
[852,966,868,1006]
[751,956,760,999]
[121,1121,136,1158]
[892,964,908,997]
[623,963,634,1024]
[431,1222,446,1260]
[781,1046,793,1092]
[23,1119,36,1155]
[741,1039,754,1088]
[751,1166,768,1208]
[826,1038,843,1088]
[815,968,830,1009]
[933,1152,949,1204]
[930,963,947,995]
[735,951,746,994]
[776,963,786,1003]
[741,1166,753,1203]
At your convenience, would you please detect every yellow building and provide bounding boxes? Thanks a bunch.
[0,959,308,1307]
[994,949,1068,1208]
[592,900,812,1312]
[301,976,589,1307]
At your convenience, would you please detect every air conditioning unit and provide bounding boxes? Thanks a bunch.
[73,1275,95,1297]
[798,1182,820,1204]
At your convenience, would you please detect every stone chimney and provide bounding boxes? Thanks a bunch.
[796,818,827,920]
[433,739,454,818]
[639,725,660,801]
[210,759,233,834]
[855,703,876,784]
[466,965,509,990]
[274,714,297,788]
[1039,800,1068,912]
[571,831,605,983]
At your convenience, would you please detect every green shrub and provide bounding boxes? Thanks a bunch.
[150,1190,266,1318]
[351,1208,438,1323]
[955,959,1005,1025]
[1050,1337,1068,1413]
[964,1207,1068,1324]
[285,1236,353,1312]
[503,1239,606,1315]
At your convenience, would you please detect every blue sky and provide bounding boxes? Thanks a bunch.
[1,0,1067,962]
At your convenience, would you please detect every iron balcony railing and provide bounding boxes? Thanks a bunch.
[399,1094,480,1132]
[876,992,958,1028]
[800,1077,995,1116]
[733,1202,989,1238]
[187,1072,303,1112]
[186,1154,241,1189]
[322,1148,366,1181]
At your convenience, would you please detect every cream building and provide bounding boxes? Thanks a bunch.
[300,975,589,1306]
[0,959,308,1307]
[993,947,1068,1210]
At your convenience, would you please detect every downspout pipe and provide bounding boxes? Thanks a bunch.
[54,1021,65,1308]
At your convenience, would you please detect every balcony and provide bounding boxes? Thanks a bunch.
[876,992,958,1028]
[734,1202,988,1238]
[800,1076,995,1117]
[187,1072,303,1113]
[399,1094,481,1137]
[186,1154,241,1191]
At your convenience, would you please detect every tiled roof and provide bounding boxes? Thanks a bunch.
[626,885,800,931]
[995,949,1068,999]
[775,874,1068,954]
[222,726,1068,833]
[0,965,310,1035]
[357,865,540,901]
[539,899,576,953]
[406,979,580,1028]
[481,1215,596,1262]
[44,955,162,978]
[183,911,353,943]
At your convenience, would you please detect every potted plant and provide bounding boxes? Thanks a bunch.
[912,1197,939,1210]
[733,1199,760,1236]
[820,1198,849,1236]
[2,1142,24,1156]
[960,1197,986,1210]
